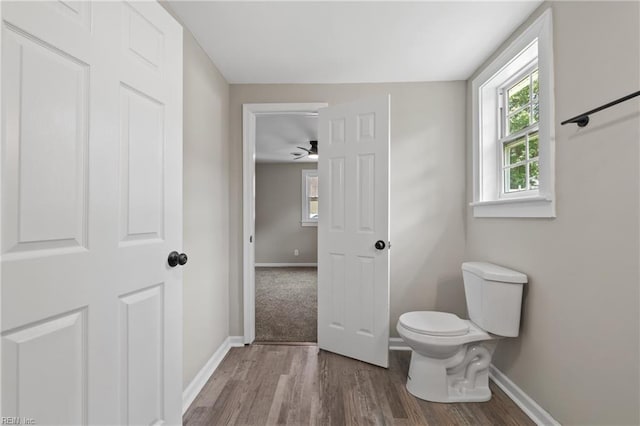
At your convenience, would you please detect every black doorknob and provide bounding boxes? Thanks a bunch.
[168,251,188,267]
[168,251,180,267]
[375,240,386,250]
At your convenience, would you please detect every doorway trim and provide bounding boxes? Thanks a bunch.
[242,102,328,344]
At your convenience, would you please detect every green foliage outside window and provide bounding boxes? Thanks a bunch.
[503,69,540,193]
[507,70,539,135]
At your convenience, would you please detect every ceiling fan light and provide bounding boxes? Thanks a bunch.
[291,140,318,160]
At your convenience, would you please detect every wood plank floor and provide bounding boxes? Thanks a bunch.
[184,345,535,426]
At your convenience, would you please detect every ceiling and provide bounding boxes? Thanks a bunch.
[256,114,318,163]
[168,1,542,84]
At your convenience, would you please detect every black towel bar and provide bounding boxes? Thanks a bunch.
[561,90,640,127]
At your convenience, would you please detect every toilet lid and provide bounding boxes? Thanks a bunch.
[399,311,469,336]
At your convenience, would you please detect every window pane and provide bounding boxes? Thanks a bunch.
[505,137,526,165]
[505,165,527,192]
[307,175,318,198]
[509,108,531,134]
[508,75,530,113]
[309,199,318,219]
[529,161,539,188]
[528,132,539,158]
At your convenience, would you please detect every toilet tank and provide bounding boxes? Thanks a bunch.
[462,262,527,337]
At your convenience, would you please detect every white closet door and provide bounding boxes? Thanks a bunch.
[1,2,183,424]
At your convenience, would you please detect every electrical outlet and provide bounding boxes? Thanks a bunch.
[294,249,299,256]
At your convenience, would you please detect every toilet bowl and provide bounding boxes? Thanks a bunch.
[397,311,498,402]
[397,262,527,403]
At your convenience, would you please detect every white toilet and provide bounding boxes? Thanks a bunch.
[397,262,527,403]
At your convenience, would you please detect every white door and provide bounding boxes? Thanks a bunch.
[317,95,390,368]
[1,2,183,424]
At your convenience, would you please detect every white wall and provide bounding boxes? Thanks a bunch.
[229,82,468,337]
[255,163,318,264]
[161,2,231,390]
[466,2,640,424]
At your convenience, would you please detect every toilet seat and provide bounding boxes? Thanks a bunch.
[399,311,469,336]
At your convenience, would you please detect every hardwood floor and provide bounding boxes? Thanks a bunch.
[184,345,535,426]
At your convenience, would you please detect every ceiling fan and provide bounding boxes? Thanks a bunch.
[291,140,318,160]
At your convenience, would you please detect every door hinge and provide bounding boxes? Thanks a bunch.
[388,241,391,249]
[250,235,253,243]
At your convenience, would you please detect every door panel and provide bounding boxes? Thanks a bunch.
[3,309,87,425]
[329,158,345,230]
[1,2,183,424]
[2,23,88,256]
[357,154,375,232]
[119,284,164,426]
[318,95,390,368]
[119,85,165,244]
[356,256,375,336]
[329,253,346,329]
[123,4,164,72]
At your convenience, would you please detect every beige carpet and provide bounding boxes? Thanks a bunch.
[255,267,317,342]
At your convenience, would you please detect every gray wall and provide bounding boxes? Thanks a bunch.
[162,2,231,390]
[255,163,318,264]
[229,82,468,337]
[169,3,640,423]
[466,2,640,425]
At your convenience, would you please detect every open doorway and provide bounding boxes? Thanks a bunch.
[243,103,327,344]
[244,96,390,364]
[255,113,318,342]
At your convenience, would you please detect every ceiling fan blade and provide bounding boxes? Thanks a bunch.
[297,146,312,153]
[291,152,303,156]
[293,154,308,160]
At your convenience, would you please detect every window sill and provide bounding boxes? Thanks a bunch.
[301,221,318,227]
[471,196,555,218]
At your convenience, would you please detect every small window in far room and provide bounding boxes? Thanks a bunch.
[301,169,318,226]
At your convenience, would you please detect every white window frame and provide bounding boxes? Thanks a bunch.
[301,169,318,226]
[471,9,555,218]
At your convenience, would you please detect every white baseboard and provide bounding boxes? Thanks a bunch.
[182,336,245,414]
[255,263,318,267]
[228,335,245,346]
[489,364,560,426]
[388,337,411,351]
